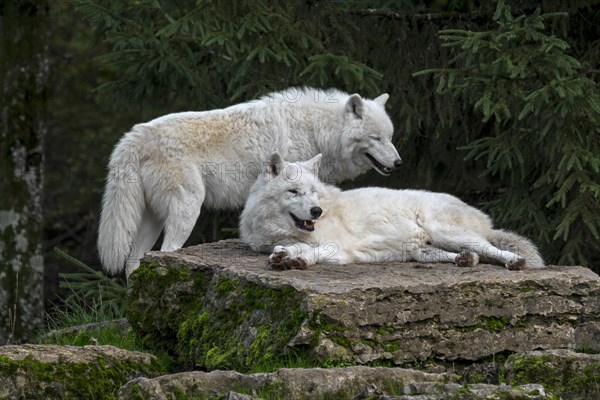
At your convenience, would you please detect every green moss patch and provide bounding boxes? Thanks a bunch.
[482,316,511,333]
[507,352,600,399]
[0,353,165,400]
[177,277,309,371]
[126,260,206,352]
[127,259,310,372]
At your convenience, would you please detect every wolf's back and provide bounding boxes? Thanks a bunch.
[488,229,545,268]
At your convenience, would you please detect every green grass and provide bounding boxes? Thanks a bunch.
[36,249,173,371]
[37,293,174,372]
[44,295,123,330]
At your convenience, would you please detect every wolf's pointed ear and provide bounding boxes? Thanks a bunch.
[306,153,322,175]
[373,93,389,107]
[269,152,285,176]
[345,94,364,119]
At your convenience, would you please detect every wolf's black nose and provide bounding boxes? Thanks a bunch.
[394,159,403,168]
[310,207,323,218]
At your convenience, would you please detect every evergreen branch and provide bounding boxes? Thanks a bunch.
[152,0,175,24]
[412,69,443,77]
[539,12,569,20]
[347,8,486,21]
[54,247,93,272]
[74,1,130,26]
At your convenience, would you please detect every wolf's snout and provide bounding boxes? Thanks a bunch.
[310,207,323,218]
[394,159,403,168]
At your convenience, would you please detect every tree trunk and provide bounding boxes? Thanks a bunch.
[0,0,49,343]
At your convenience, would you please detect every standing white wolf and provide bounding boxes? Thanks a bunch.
[240,153,545,270]
[99,87,402,277]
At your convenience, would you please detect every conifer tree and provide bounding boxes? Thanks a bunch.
[73,0,383,108]
[416,1,600,266]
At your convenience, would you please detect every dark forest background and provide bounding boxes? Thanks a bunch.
[1,0,599,343]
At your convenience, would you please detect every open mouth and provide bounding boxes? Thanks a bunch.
[290,213,315,232]
[365,153,392,176]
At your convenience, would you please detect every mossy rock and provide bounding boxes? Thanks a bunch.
[126,240,600,372]
[119,366,446,399]
[126,243,309,371]
[0,344,166,400]
[506,349,600,400]
[176,278,308,371]
[118,366,553,400]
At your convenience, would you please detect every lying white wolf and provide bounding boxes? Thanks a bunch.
[98,87,402,277]
[240,153,544,270]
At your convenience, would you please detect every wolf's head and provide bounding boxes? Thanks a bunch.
[339,93,402,177]
[264,152,324,232]
[240,153,325,250]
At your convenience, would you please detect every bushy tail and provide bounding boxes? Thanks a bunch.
[97,144,145,275]
[488,229,545,268]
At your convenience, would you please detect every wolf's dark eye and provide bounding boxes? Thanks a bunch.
[371,136,382,142]
[288,189,299,195]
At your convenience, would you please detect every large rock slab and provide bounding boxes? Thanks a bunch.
[0,344,165,399]
[118,366,550,399]
[127,240,600,371]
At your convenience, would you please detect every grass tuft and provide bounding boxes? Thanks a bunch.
[36,249,174,371]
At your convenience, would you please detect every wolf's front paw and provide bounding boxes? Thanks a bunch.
[506,257,525,271]
[268,247,308,270]
[268,256,308,271]
[268,246,288,264]
[455,250,479,268]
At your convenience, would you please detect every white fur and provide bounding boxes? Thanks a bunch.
[98,87,401,277]
[240,154,545,270]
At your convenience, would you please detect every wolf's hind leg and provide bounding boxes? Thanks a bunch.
[126,208,163,278]
[411,246,479,267]
[427,227,524,270]
[160,171,205,253]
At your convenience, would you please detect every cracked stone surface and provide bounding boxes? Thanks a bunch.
[127,239,600,369]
